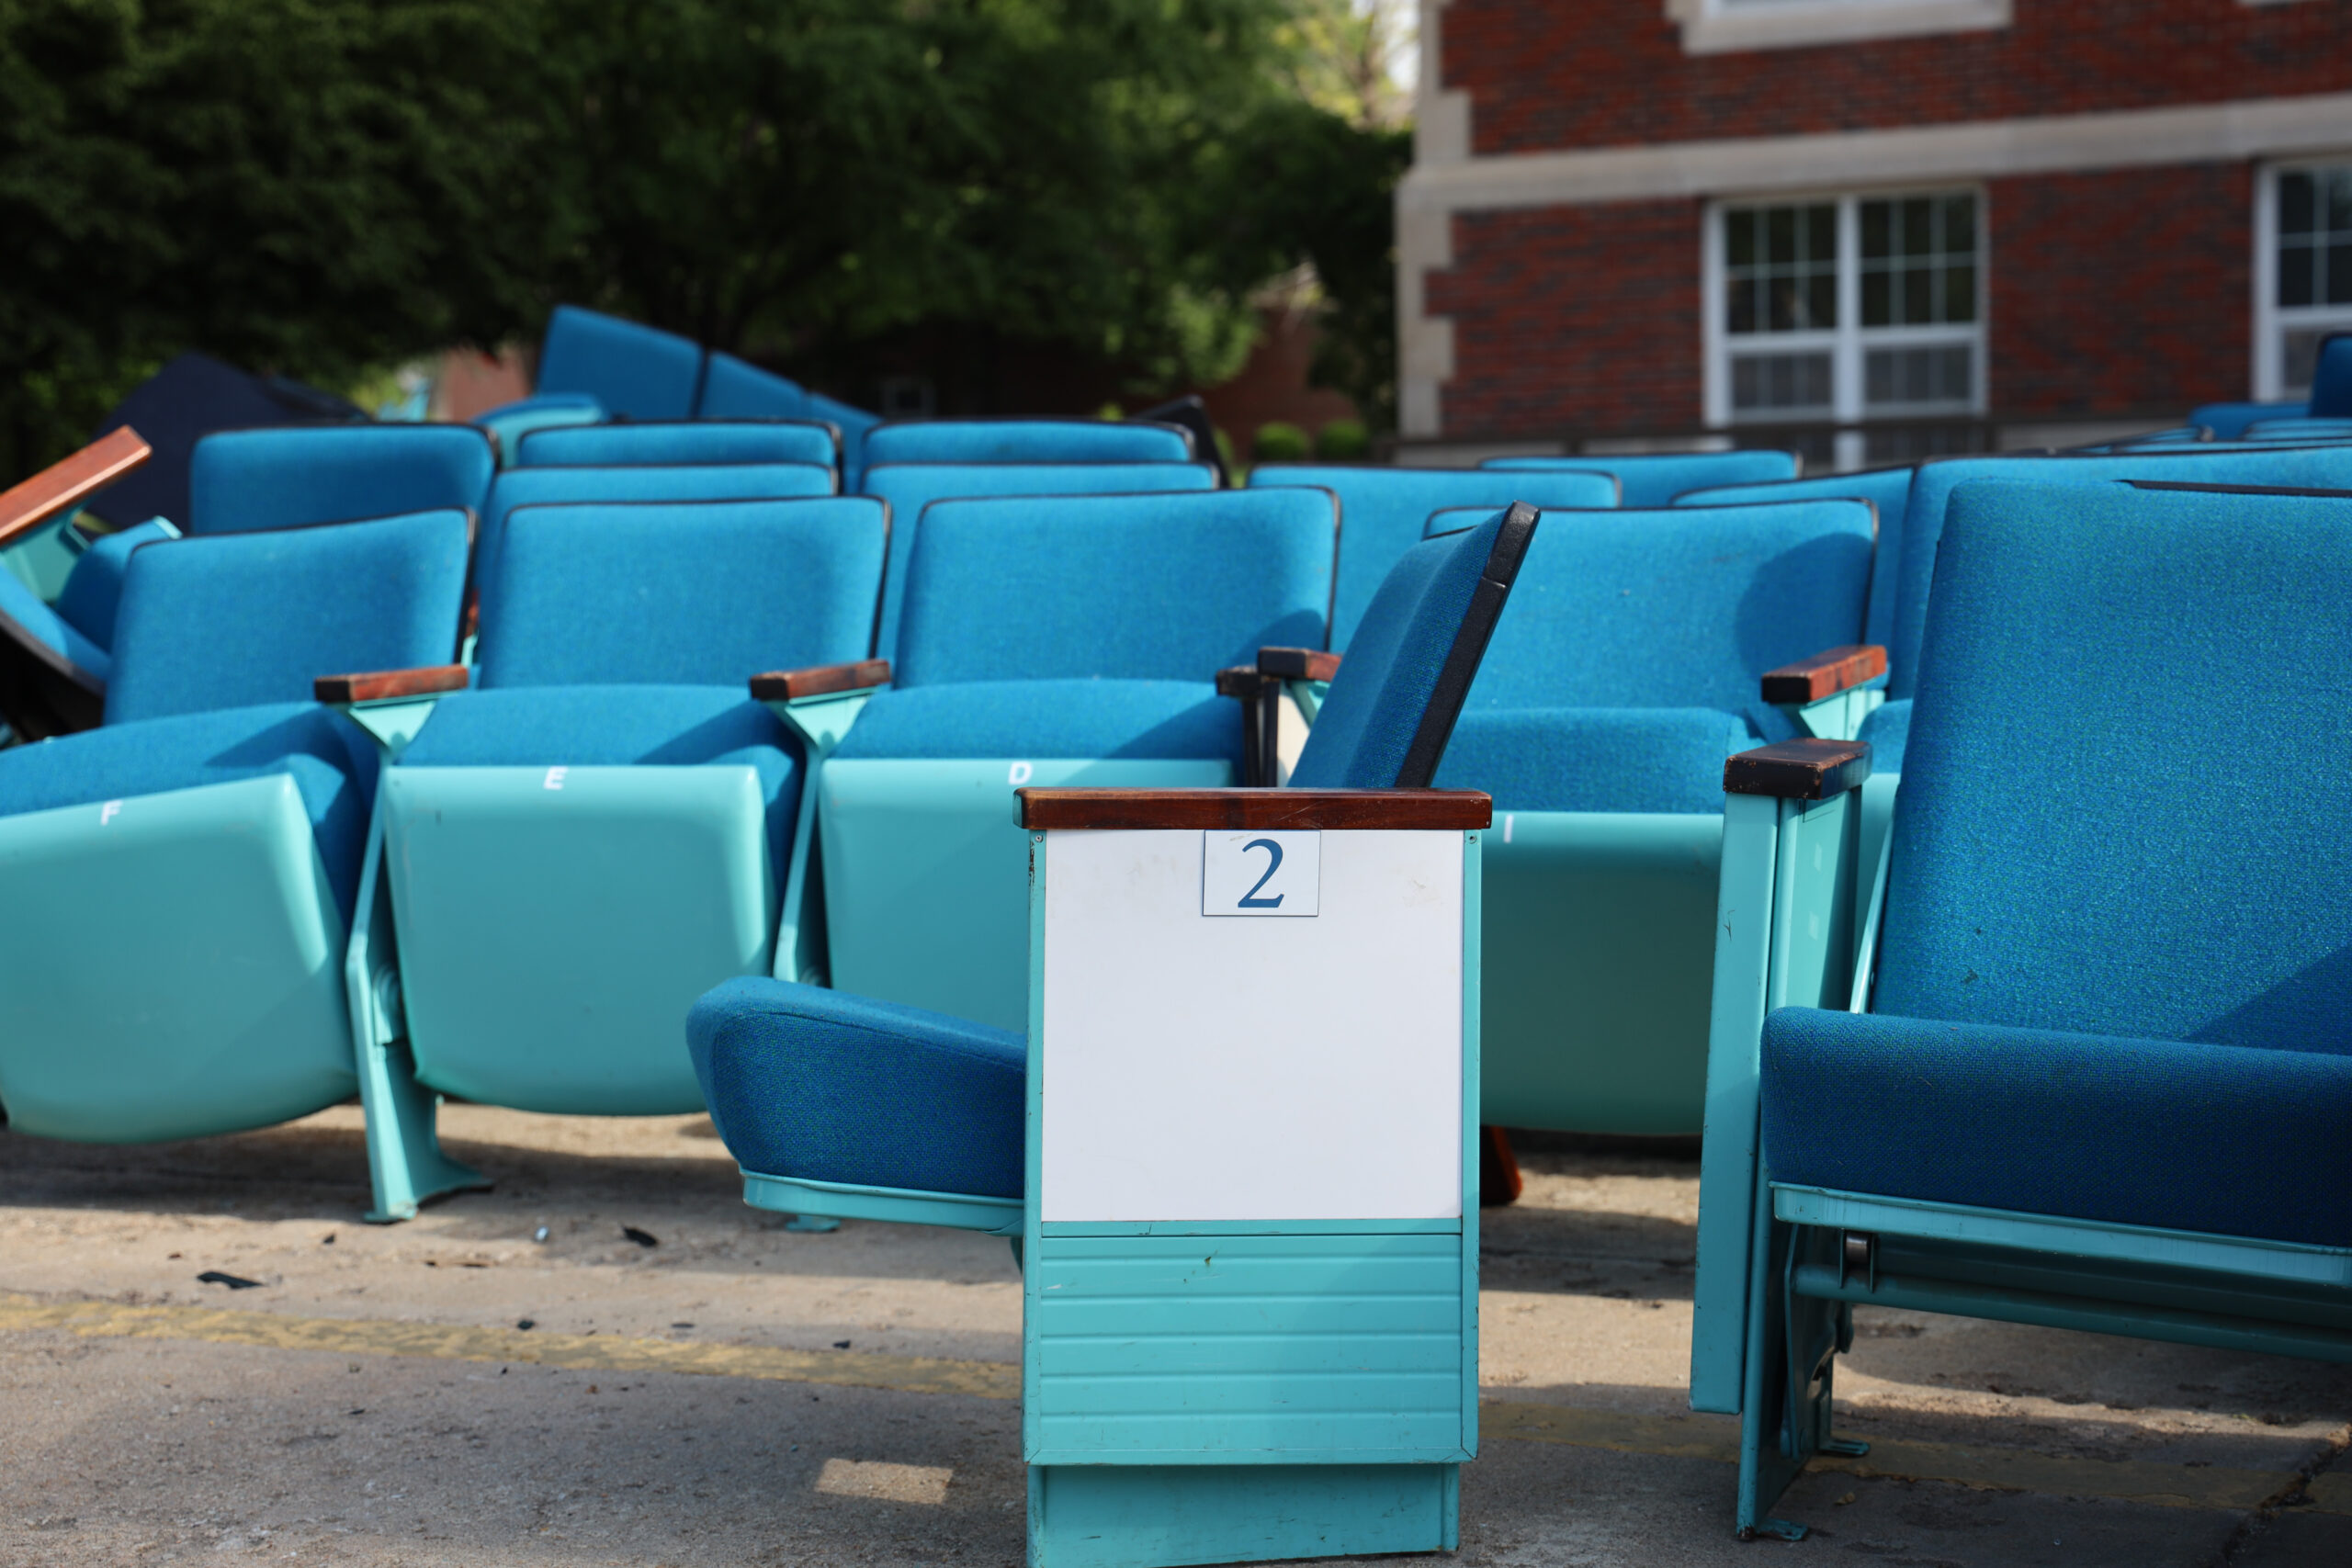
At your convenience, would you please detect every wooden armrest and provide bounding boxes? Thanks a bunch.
[1019,787,1490,831]
[313,665,469,704]
[1257,647,1340,682]
[750,658,891,702]
[0,427,152,549]
[1724,739,1871,801]
[1216,666,1276,698]
[1761,644,1887,705]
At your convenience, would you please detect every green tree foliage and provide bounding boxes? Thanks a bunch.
[0,0,1408,474]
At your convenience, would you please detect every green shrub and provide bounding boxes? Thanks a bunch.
[1314,418,1369,460]
[1254,421,1309,462]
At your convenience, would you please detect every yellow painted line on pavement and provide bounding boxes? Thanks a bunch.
[1,1292,2324,1514]
[0,1292,1019,1401]
[1478,1399,2302,1513]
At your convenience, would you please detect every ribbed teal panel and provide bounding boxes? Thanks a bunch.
[1029,1233,1468,1461]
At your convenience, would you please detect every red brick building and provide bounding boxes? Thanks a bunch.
[1397,0,2352,466]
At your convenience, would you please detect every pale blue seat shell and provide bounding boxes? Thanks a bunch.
[859,461,1216,657]
[1481,449,1796,508]
[187,425,495,536]
[1248,465,1617,648]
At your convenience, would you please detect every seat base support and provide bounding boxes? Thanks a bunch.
[1025,1462,1457,1568]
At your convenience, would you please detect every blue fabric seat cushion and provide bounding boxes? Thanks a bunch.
[1432,707,1753,815]
[399,685,803,881]
[0,702,377,917]
[688,976,1024,1199]
[1857,697,1909,776]
[1762,1005,2352,1248]
[833,680,1240,764]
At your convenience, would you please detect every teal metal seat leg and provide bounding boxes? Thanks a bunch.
[345,793,486,1223]
[1735,1176,1868,1540]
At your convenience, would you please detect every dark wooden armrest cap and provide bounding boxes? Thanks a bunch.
[1216,665,1275,698]
[0,426,152,549]
[1020,787,1490,831]
[1257,647,1341,682]
[750,659,891,702]
[1762,644,1887,705]
[314,664,469,705]
[1724,739,1871,801]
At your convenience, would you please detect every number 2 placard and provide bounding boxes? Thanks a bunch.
[1201,829,1320,917]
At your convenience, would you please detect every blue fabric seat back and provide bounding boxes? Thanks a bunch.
[861,462,1217,658]
[477,497,886,689]
[1431,501,1874,740]
[2310,333,2352,417]
[1875,479,2352,1055]
[188,425,495,536]
[1890,445,2352,698]
[535,305,704,421]
[805,392,881,489]
[1248,466,1617,649]
[106,510,472,724]
[2187,400,2305,440]
[891,489,1334,686]
[476,463,838,592]
[1481,450,1796,508]
[1292,505,1536,791]
[863,419,1193,468]
[1675,468,1915,649]
[52,520,179,652]
[514,421,839,471]
[695,352,810,420]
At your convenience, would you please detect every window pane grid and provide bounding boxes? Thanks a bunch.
[1860,194,1977,327]
[1724,202,1838,333]
[2278,168,2352,310]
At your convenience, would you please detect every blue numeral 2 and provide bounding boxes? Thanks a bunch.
[1238,838,1285,908]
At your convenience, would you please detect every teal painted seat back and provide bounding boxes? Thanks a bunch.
[475,462,838,592]
[1891,445,2352,697]
[188,425,494,536]
[1292,504,1535,791]
[1877,479,2352,1050]
[891,489,1336,685]
[1425,501,1874,739]
[864,418,1193,468]
[1674,468,1915,649]
[106,509,472,724]
[1481,449,1796,508]
[514,420,839,470]
[477,497,887,689]
[861,462,1217,658]
[1248,466,1616,649]
[536,305,704,421]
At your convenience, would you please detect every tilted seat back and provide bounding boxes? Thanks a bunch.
[1875,479,2352,1053]
[106,509,472,724]
[536,304,704,421]
[695,352,810,420]
[514,420,839,470]
[475,497,886,690]
[1247,465,1617,649]
[864,418,1193,468]
[1483,449,1796,508]
[188,425,493,536]
[1291,502,1537,791]
[890,489,1334,685]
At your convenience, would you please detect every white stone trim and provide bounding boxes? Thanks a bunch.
[1668,0,2009,56]
[1396,91,2352,435]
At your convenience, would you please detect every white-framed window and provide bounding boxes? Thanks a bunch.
[1667,0,2009,56]
[1704,188,1985,468]
[2254,159,2352,400]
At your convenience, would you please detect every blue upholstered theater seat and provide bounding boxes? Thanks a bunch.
[1676,468,1913,652]
[862,418,1193,468]
[474,462,837,594]
[514,420,840,471]
[368,497,887,1121]
[1693,479,2352,1539]
[1247,464,1617,648]
[1482,449,1797,508]
[859,462,1216,657]
[472,393,604,463]
[2244,417,2352,441]
[2311,333,2352,417]
[534,304,705,422]
[817,487,1339,1030]
[187,424,495,536]
[2187,400,2305,440]
[689,502,1537,1234]
[0,510,469,1153]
